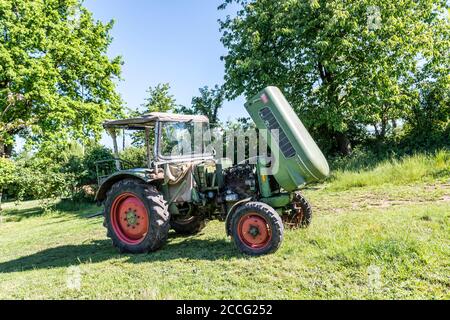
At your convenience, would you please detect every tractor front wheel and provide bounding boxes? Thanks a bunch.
[230,202,284,256]
[104,179,170,253]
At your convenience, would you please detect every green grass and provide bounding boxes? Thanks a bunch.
[0,152,449,300]
[328,150,450,191]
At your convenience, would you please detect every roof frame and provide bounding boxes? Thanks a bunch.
[103,112,209,130]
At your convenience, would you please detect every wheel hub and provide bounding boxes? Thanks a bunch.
[111,193,149,245]
[248,225,261,238]
[125,209,139,227]
[237,213,272,249]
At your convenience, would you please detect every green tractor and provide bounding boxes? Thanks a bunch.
[95,86,329,256]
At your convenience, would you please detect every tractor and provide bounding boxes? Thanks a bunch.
[95,86,329,256]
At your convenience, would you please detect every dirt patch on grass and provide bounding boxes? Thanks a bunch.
[310,183,450,214]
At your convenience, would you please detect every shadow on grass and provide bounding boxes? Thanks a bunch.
[1,200,99,222]
[0,207,45,221]
[0,237,243,273]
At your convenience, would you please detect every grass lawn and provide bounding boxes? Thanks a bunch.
[0,179,448,300]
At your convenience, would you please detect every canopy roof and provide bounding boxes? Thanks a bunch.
[103,112,209,130]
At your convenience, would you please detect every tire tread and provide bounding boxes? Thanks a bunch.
[103,179,170,253]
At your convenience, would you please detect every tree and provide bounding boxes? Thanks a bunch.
[219,0,449,155]
[130,83,177,147]
[141,83,177,114]
[0,0,123,156]
[177,85,225,125]
[409,9,450,134]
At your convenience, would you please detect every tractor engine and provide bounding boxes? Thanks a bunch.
[222,164,257,201]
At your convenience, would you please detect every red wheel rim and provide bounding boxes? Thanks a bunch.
[237,213,272,249]
[110,192,149,245]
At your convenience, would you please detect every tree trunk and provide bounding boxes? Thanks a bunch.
[335,132,352,156]
[212,107,219,125]
[0,141,5,157]
[0,140,13,158]
[392,120,397,129]
[373,124,380,137]
[380,118,387,138]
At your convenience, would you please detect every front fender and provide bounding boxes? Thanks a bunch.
[225,197,252,237]
[95,169,162,203]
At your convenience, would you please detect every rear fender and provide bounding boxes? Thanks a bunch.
[95,169,163,203]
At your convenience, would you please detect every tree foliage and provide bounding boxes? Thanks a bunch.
[129,83,177,147]
[140,83,177,114]
[177,85,225,125]
[0,156,15,209]
[4,141,115,202]
[119,146,147,168]
[0,0,123,156]
[219,0,449,154]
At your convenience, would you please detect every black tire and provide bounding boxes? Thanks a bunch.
[171,215,206,235]
[292,192,312,228]
[103,179,170,253]
[230,202,284,256]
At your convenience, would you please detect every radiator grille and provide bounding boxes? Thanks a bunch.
[259,107,296,158]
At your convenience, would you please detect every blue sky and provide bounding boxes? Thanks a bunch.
[84,0,247,120]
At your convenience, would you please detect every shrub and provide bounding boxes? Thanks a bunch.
[81,144,114,185]
[5,143,115,204]
[0,157,16,209]
[0,157,15,190]
[10,157,76,202]
[119,147,147,168]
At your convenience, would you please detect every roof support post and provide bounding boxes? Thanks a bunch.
[145,127,152,169]
[108,128,121,171]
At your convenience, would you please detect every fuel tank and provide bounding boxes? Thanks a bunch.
[245,86,330,191]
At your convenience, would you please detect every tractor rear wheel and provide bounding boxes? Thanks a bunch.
[171,215,206,235]
[104,179,170,253]
[286,192,312,228]
[230,202,284,256]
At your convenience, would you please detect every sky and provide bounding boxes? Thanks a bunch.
[84,0,247,120]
